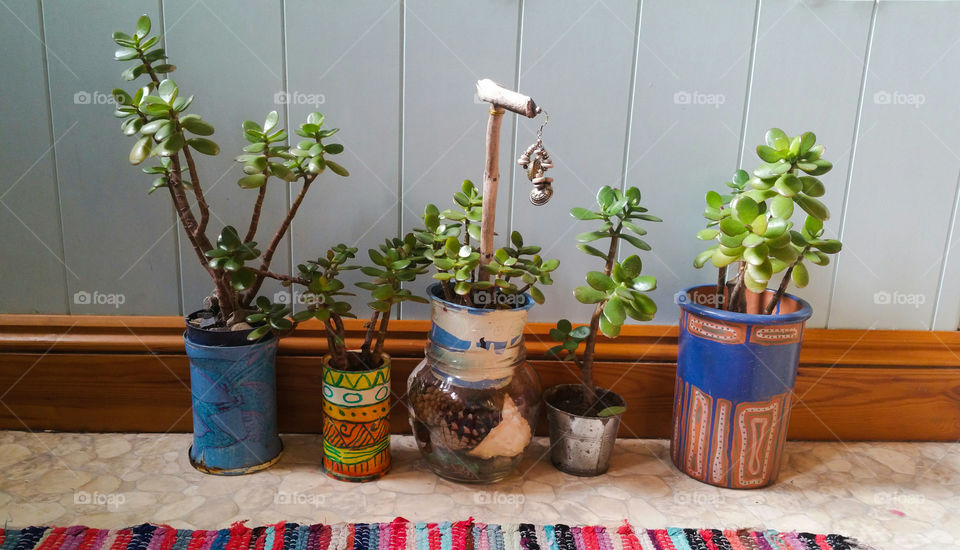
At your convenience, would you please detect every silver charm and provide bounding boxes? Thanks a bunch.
[518,113,553,205]
[529,182,553,205]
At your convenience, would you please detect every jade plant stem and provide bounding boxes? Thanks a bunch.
[243,176,316,301]
[137,55,240,319]
[116,15,355,344]
[763,249,806,315]
[715,265,727,310]
[580,222,621,408]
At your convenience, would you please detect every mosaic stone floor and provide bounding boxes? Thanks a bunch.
[0,432,957,549]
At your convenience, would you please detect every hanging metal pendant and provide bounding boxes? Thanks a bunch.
[518,113,554,206]
[530,182,553,206]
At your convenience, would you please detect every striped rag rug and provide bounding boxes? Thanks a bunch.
[0,518,876,550]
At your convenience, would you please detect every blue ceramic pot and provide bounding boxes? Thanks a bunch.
[184,322,282,475]
[671,284,811,489]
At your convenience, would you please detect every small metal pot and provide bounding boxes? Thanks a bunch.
[543,384,624,476]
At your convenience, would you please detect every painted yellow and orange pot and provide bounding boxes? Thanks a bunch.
[321,353,392,482]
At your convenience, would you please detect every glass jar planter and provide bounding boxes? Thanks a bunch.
[407,284,541,483]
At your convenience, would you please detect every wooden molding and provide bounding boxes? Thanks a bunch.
[1,314,959,440]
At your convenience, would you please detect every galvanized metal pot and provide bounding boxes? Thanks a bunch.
[543,384,624,476]
[184,313,282,475]
[671,284,812,489]
[407,284,541,483]
[321,352,392,482]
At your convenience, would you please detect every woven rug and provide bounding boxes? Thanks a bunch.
[0,519,875,550]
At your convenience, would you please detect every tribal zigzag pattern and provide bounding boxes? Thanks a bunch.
[0,519,877,550]
[321,360,392,481]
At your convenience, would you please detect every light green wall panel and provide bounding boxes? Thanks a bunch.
[400,0,521,319]
[829,1,960,330]
[285,0,402,314]
[0,0,68,313]
[511,0,640,324]
[43,0,181,315]
[625,0,757,327]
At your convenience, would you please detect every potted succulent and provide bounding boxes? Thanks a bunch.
[110,16,348,475]
[406,182,559,483]
[673,128,842,488]
[286,236,429,481]
[544,185,661,476]
[405,80,560,483]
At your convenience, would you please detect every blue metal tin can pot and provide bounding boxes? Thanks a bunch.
[671,284,812,489]
[184,320,283,475]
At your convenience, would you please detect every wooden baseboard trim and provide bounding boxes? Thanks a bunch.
[1,315,958,440]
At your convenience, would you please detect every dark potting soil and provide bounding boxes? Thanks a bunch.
[547,385,625,418]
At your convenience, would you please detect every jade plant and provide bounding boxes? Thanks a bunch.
[111,15,349,337]
[694,129,842,314]
[547,186,661,411]
[412,180,559,308]
[279,235,431,370]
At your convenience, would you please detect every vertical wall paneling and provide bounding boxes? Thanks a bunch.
[741,0,875,328]
[4,1,960,330]
[829,1,960,330]
[933,172,960,330]
[511,0,640,323]
[400,0,522,319]
[0,0,68,313]
[43,0,181,315]
[163,0,289,312]
[285,1,402,313]
[623,0,757,327]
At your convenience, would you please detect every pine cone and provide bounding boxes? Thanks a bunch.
[410,380,503,452]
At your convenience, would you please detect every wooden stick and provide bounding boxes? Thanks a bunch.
[479,107,504,281]
[476,79,540,117]
[475,79,540,281]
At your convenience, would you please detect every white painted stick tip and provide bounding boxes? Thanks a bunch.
[476,78,540,118]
